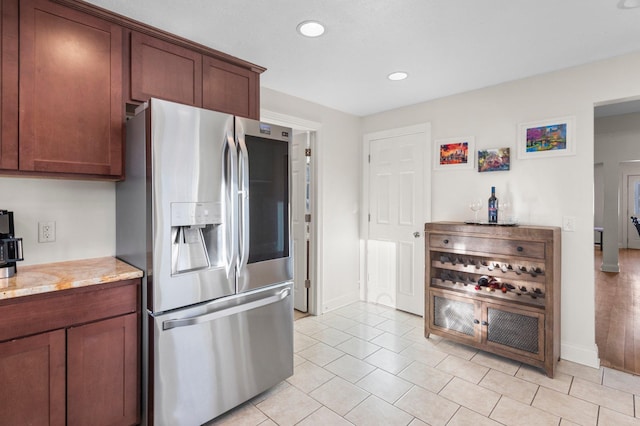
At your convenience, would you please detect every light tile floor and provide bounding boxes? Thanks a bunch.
[212,301,640,426]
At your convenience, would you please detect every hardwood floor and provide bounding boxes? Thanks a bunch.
[294,309,309,321]
[595,248,640,374]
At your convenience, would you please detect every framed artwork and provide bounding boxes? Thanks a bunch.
[478,147,510,172]
[517,116,575,159]
[434,136,475,170]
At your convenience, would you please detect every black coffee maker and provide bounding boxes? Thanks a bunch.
[0,210,24,278]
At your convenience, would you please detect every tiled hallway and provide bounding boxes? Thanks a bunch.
[212,301,640,425]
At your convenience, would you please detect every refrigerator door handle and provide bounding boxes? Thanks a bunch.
[237,126,250,275]
[162,287,291,330]
[225,128,239,279]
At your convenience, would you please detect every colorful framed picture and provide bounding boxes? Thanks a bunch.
[478,148,510,172]
[434,136,475,170]
[517,116,575,159]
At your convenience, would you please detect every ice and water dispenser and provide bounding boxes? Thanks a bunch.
[170,202,223,275]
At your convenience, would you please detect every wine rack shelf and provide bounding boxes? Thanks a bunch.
[425,222,561,377]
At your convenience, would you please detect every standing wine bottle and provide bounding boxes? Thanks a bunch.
[488,186,498,223]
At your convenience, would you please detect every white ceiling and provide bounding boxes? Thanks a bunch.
[86,0,640,117]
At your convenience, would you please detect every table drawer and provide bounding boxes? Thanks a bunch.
[429,234,545,259]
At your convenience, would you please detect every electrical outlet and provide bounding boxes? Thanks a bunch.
[562,216,576,232]
[38,221,56,243]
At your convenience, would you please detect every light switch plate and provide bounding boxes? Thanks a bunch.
[562,216,576,232]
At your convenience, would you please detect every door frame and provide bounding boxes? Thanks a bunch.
[621,162,640,248]
[261,109,322,315]
[361,123,432,308]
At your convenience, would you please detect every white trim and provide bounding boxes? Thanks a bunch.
[260,109,323,316]
[561,342,600,369]
[620,161,640,248]
[261,110,322,132]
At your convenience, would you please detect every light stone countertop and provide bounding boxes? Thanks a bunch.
[0,257,143,300]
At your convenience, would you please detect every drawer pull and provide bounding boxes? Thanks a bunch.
[517,246,524,252]
[443,239,449,244]
[482,321,489,326]
[473,319,480,324]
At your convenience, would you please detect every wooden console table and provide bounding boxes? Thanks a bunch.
[424,222,561,377]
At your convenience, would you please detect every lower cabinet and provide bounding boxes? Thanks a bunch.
[429,289,545,362]
[0,279,140,425]
[0,329,66,425]
[67,313,139,426]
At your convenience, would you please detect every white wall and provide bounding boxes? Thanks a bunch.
[5,49,640,367]
[261,87,362,313]
[0,177,115,265]
[361,51,640,368]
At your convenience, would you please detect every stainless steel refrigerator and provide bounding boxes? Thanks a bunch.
[116,98,293,425]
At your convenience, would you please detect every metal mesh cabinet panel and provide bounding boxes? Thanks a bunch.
[487,308,539,354]
[433,295,475,336]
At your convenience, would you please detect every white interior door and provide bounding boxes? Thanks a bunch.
[292,131,309,311]
[628,174,640,249]
[367,130,425,316]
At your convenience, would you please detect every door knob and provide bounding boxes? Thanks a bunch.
[413,231,421,238]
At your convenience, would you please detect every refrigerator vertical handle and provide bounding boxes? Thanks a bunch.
[225,127,239,280]
[236,125,250,275]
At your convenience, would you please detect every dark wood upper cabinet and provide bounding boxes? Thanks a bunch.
[130,31,203,107]
[19,0,123,178]
[0,0,19,170]
[0,0,264,180]
[203,55,259,119]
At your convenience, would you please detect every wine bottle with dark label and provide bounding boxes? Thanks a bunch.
[488,186,498,223]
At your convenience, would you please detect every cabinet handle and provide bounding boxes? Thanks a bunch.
[473,319,480,324]
[443,239,449,244]
[481,321,489,326]
[517,246,524,252]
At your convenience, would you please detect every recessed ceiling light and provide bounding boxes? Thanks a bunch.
[297,21,325,37]
[388,72,408,81]
[618,0,640,8]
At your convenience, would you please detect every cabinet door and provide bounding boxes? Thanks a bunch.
[0,329,66,426]
[428,289,481,344]
[483,303,545,361]
[130,31,202,106]
[19,0,123,178]
[203,55,259,119]
[67,313,139,426]
[0,0,18,170]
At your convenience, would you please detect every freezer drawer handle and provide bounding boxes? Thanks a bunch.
[162,288,291,330]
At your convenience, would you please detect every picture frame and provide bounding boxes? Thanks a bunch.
[517,116,575,159]
[434,136,475,170]
[478,147,510,172]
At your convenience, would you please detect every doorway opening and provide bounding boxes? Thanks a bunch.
[292,130,313,317]
[261,110,321,318]
[594,99,640,374]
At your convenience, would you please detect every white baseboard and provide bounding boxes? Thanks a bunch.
[600,262,620,273]
[561,342,600,369]
[322,290,360,314]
